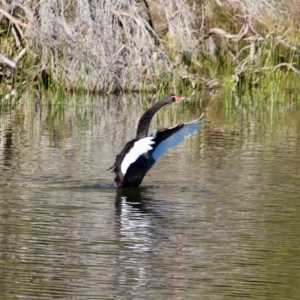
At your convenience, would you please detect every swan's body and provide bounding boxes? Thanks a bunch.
[109,94,203,188]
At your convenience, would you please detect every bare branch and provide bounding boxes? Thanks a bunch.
[11,26,21,48]
[261,63,300,74]
[0,7,28,28]
[207,24,249,42]
[14,48,27,64]
[0,53,17,68]
[275,37,300,55]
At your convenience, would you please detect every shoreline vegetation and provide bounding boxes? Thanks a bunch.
[0,0,300,101]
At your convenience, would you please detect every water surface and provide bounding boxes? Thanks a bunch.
[0,93,300,299]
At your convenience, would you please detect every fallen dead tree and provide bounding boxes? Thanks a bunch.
[196,13,300,97]
[202,16,300,75]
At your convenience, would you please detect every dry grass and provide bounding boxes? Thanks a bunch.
[24,0,197,92]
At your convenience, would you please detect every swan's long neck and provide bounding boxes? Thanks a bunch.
[136,96,173,139]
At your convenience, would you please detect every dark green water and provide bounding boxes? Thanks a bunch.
[0,92,300,299]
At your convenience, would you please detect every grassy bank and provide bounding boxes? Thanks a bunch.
[0,0,299,101]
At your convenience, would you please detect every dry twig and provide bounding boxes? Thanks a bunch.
[0,54,16,69]
[0,7,28,28]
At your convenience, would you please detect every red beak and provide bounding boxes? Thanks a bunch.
[174,95,184,101]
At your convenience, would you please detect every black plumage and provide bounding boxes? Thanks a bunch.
[109,94,203,188]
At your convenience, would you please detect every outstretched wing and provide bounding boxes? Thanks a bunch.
[150,114,203,164]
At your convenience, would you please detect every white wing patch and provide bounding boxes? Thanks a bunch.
[151,115,203,161]
[121,136,155,175]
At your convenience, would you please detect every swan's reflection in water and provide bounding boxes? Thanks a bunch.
[113,188,184,296]
[115,189,154,254]
[115,188,146,212]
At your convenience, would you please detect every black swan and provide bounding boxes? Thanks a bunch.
[109,94,203,188]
